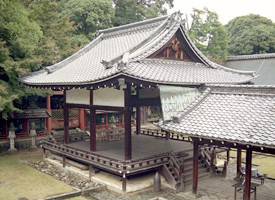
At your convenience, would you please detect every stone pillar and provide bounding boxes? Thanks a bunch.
[8,122,17,152]
[29,122,37,149]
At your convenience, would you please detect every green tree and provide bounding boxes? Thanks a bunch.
[113,0,174,26]
[226,14,275,55]
[62,0,114,46]
[27,0,75,66]
[188,8,229,62]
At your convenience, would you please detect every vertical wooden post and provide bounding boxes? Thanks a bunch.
[236,148,242,178]
[124,83,132,160]
[244,149,252,200]
[79,108,85,130]
[226,148,230,164]
[136,87,140,135]
[136,106,140,135]
[210,147,215,173]
[46,95,52,134]
[165,131,170,140]
[122,172,127,192]
[192,139,199,194]
[64,90,69,144]
[90,90,96,151]
[62,155,66,168]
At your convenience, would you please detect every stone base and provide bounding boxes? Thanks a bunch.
[7,148,17,154]
[177,191,202,199]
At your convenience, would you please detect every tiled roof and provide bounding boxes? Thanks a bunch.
[125,59,254,84]
[159,85,275,148]
[227,53,275,61]
[225,54,275,85]
[20,13,255,87]
[12,109,51,119]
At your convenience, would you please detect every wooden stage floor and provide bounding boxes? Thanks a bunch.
[67,134,193,161]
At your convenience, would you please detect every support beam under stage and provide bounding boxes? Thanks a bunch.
[193,139,199,194]
[244,149,252,200]
[124,83,132,160]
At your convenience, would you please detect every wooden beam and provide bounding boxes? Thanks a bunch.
[237,148,242,178]
[90,90,96,151]
[244,149,252,200]
[124,83,132,160]
[191,137,275,155]
[192,139,199,194]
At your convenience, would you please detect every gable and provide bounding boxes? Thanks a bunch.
[149,30,203,63]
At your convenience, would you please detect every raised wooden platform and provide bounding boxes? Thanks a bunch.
[43,134,192,176]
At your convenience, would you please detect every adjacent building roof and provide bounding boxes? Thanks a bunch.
[12,109,51,119]
[20,13,255,88]
[158,85,275,148]
[225,53,275,85]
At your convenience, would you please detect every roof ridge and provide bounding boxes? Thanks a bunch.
[227,53,275,61]
[101,17,170,69]
[206,84,275,95]
[129,15,183,61]
[99,15,168,34]
[139,58,205,66]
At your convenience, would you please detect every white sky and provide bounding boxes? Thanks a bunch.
[168,0,275,25]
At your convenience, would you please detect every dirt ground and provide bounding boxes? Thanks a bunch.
[0,149,74,200]
[219,150,275,178]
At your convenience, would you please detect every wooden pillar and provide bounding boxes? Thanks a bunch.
[79,108,85,130]
[136,106,141,135]
[226,148,230,163]
[90,90,96,151]
[46,95,52,133]
[124,83,132,160]
[192,139,199,194]
[236,148,242,178]
[64,91,69,144]
[136,87,140,135]
[244,149,252,200]
[165,131,170,140]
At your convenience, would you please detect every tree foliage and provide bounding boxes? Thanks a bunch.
[226,14,275,55]
[61,0,114,46]
[188,8,229,62]
[113,0,174,26]
[0,0,76,118]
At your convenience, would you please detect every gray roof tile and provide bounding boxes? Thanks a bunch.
[20,13,255,87]
[159,85,275,148]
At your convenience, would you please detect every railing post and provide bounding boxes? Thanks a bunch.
[122,172,127,192]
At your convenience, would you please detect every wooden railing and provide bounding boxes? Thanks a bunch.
[43,140,170,176]
[139,128,191,142]
[200,146,227,176]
